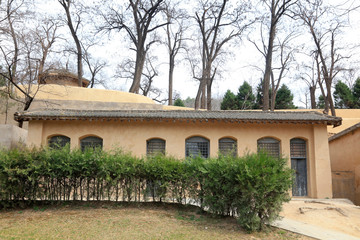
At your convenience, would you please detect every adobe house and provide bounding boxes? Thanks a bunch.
[329,122,360,205]
[7,70,343,199]
[14,93,340,199]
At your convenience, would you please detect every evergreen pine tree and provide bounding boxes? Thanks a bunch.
[275,84,296,109]
[174,98,185,107]
[221,90,238,110]
[333,81,354,108]
[352,78,360,108]
[236,81,255,109]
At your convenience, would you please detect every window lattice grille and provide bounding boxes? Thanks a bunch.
[257,138,280,158]
[48,135,70,149]
[290,139,306,158]
[147,139,166,155]
[219,138,237,157]
[80,136,103,151]
[186,137,209,158]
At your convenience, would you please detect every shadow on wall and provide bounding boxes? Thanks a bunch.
[332,169,360,206]
[0,125,27,149]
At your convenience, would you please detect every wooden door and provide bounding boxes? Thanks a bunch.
[290,138,308,197]
[291,158,307,196]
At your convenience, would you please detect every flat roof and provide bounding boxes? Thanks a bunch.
[14,109,342,126]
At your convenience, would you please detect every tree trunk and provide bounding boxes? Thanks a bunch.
[318,80,329,114]
[201,82,206,109]
[326,80,336,116]
[129,50,146,93]
[195,85,201,110]
[263,22,276,111]
[38,48,48,77]
[270,90,277,111]
[206,68,213,110]
[195,78,206,110]
[7,2,18,84]
[5,95,9,124]
[18,96,34,128]
[76,45,83,87]
[168,56,174,105]
[61,1,83,87]
[207,82,212,110]
[310,86,316,109]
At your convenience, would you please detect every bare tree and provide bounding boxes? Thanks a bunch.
[297,51,319,109]
[299,89,309,109]
[82,43,106,88]
[0,0,59,127]
[139,56,158,97]
[269,35,295,110]
[341,68,358,89]
[296,0,351,116]
[193,0,253,110]
[163,1,188,105]
[0,0,33,127]
[58,0,83,87]
[36,19,60,82]
[116,54,162,99]
[100,0,168,94]
[1,0,21,84]
[250,25,296,110]
[260,0,297,111]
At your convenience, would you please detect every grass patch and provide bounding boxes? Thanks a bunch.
[0,202,309,240]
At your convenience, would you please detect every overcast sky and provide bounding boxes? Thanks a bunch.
[36,0,360,108]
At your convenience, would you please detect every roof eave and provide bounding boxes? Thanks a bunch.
[14,113,341,126]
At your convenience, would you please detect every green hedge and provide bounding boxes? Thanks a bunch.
[0,147,293,231]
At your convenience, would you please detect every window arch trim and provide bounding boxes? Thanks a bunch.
[257,137,281,158]
[218,137,237,157]
[185,136,210,158]
[146,138,166,155]
[80,135,103,151]
[48,135,70,149]
[290,138,307,159]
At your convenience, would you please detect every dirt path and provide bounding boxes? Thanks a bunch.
[280,199,360,238]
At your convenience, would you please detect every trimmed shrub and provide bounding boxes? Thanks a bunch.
[233,153,292,231]
[0,148,292,232]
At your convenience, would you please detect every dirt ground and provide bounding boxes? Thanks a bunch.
[280,198,360,238]
[0,202,309,240]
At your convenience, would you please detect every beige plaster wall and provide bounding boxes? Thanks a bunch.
[27,119,333,199]
[329,128,360,204]
[0,124,27,149]
[312,125,333,198]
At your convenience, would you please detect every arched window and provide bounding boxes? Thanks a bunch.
[290,138,307,196]
[257,137,280,158]
[48,135,70,149]
[186,136,209,158]
[147,138,165,155]
[219,138,237,157]
[80,136,103,151]
[290,138,306,158]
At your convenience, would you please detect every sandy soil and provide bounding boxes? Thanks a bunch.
[281,198,360,238]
